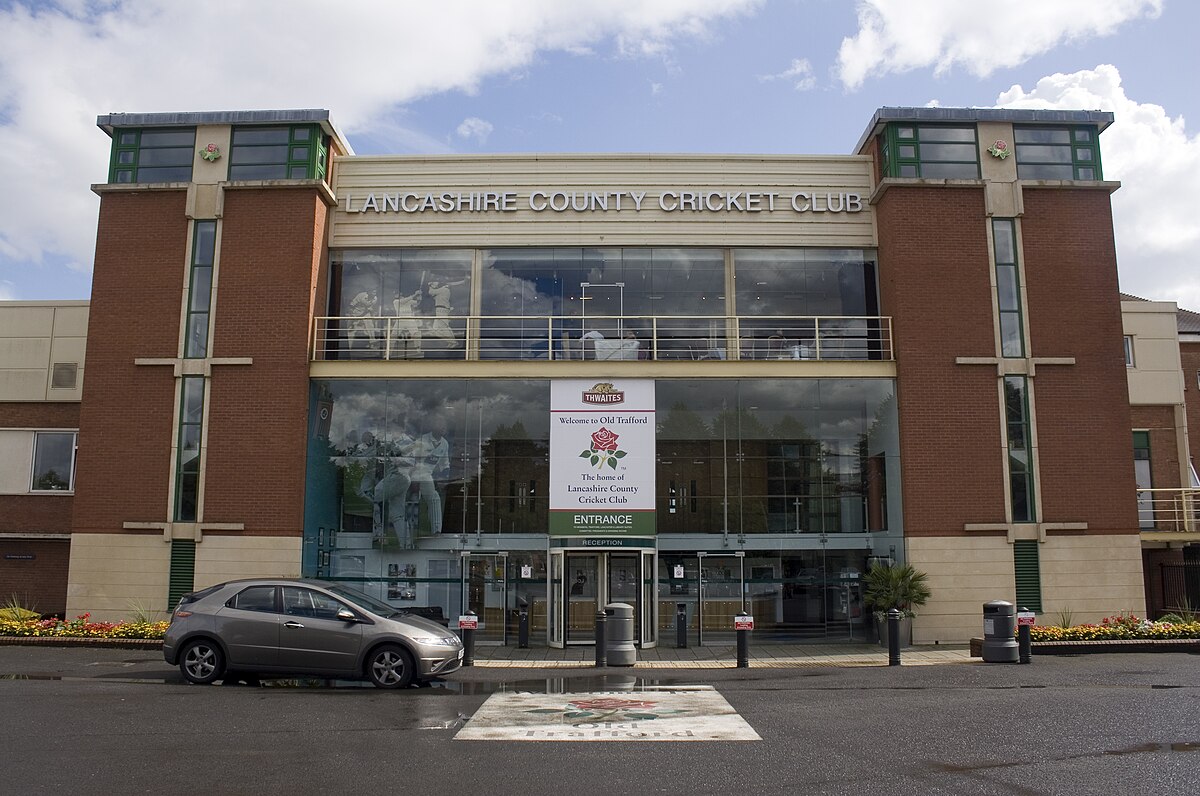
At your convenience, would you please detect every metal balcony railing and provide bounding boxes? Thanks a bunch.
[312,314,894,362]
[1138,488,1200,533]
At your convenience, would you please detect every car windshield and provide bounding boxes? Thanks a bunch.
[325,583,406,618]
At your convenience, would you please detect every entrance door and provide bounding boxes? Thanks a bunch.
[460,553,507,643]
[547,549,657,647]
[697,553,745,645]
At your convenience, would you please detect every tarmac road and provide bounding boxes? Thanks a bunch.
[1,646,1197,795]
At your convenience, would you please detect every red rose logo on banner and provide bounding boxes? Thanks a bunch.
[580,427,627,469]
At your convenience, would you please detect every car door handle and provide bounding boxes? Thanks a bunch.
[283,621,305,629]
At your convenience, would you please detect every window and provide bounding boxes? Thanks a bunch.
[174,377,205,522]
[31,431,76,491]
[283,587,348,620]
[109,128,195,184]
[229,124,328,180]
[228,586,278,613]
[993,219,1024,357]
[882,124,979,179]
[1014,126,1102,180]
[1124,336,1135,367]
[1134,431,1153,529]
[185,221,216,358]
[1004,377,1036,523]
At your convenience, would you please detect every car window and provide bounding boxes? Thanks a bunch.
[226,585,277,613]
[283,587,350,621]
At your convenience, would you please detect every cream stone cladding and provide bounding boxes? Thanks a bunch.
[330,154,875,249]
[66,533,170,620]
[0,301,88,402]
[907,534,1146,643]
[192,535,301,590]
[1122,300,1185,406]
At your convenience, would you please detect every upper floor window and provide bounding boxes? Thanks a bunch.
[1014,126,1102,180]
[881,124,979,179]
[109,128,195,184]
[229,124,329,181]
[31,431,76,492]
[1124,335,1135,367]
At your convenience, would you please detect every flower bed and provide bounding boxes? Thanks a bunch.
[0,613,168,640]
[1029,613,1200,642]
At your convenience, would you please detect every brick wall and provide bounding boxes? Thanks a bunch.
[875,185,1007,535]
[201,188,328,535]
[72,191,187,534]
[0,538,70,616]
[1021,188,1138,533]
[0,402,80,428]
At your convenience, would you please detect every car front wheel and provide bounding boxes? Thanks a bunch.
[366,644,415,689]
[179,639,225,685]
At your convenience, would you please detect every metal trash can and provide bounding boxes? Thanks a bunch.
[604,602,637,666]
[981,600,1019,663]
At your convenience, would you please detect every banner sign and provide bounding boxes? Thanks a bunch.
[549,380,655,536]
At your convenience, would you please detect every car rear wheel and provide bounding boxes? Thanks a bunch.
[366,644,414,689]
[180,639,225,685]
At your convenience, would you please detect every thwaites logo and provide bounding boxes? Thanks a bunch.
[581,382,625,405]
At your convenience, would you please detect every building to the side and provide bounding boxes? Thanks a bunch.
[50,105,1199,644]
[1122,296,1200,616]
[0,301,88,616]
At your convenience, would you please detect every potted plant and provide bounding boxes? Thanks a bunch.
[863,563,931,648]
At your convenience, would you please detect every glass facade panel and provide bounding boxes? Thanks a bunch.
[1003,376,1036,522]
[918,142,978,161]
[1015,125,1101,180]
[230,145,290,165]
[232,127,290,145]
[917,162,979,179]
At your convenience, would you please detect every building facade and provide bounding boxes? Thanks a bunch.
[51,106,1195,644]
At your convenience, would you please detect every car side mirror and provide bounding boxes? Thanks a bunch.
[336,609,358,623]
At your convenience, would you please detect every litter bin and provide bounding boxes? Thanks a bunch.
[604,602,637,666]
[981,600,1019,663]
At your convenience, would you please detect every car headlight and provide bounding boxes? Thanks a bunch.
[411,635,462,647]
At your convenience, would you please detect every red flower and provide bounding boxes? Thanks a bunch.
[591,428,619,452]
[568,697,657,711]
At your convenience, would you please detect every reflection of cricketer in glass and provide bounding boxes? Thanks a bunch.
[409,416,450,535]
[346,288,380,349]
[425,277,466,347]
[373,426,417,547]
[390,288,423,355]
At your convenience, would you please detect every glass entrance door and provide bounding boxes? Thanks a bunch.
[697,553,745,645]
[547,549,657,647]
[460,553,506,643]
[564,553,600,644]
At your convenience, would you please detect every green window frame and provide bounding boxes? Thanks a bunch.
[1013,539,1042,612]
[109,127,195,184]
[1004,376,1036,523]
[881,124,979,179]
[992,219,1025,358]
[168,540,197,610]
[229,124,329,181]
[174,376,205,522]
[1013,125,1102,180]
[185,221,216,358]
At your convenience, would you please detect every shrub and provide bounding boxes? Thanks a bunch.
[1028,612,1200,642]
[0,613,168,640]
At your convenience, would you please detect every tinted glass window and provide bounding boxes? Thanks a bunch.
[228,586,277,612]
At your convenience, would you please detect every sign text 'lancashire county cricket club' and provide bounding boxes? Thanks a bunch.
[549,380,655,536]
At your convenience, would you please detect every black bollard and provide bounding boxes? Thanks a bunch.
[735,613,751,668]
[518,599,530,649]
[887,608,901,667]
[676,603,688,649]
[461,610,477,667]
[1018,606,1032,664]
[594,610,607,668]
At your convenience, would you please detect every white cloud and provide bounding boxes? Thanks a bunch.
[836,0,1162,90]
[996,65,1200,309]
[0,0,760,288]
[456,117,494,144]
[758,58,816,91]
[650,81,664,96]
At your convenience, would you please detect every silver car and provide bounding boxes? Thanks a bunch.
[163,579,463,688]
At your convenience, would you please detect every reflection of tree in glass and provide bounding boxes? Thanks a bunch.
[35,469,69,490]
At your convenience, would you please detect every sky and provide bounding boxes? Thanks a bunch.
[0,0,1197,309]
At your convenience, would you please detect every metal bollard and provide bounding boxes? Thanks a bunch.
[1018,606,1032,664]
[676,603,688,649]
[887,608,901,667]
[594,610,607,668]
[518,600,530,649]
[461,610,477,667]
[735,614,751,669]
